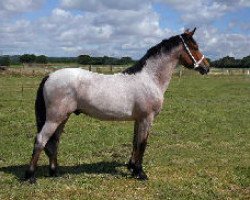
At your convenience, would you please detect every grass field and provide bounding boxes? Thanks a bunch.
[0,73,249,199]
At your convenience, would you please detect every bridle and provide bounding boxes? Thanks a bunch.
[179,35,204,69]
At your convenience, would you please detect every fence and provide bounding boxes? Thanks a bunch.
[1,67,250,109]
[0,65,131,76]
[209,68,250,75]
[1,65,250,77]
[0,85,35,104]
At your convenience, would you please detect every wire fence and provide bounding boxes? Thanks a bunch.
[1,66,250,104]
[0,66,127,104]
[0,65,128,77]
[1,64,250,76]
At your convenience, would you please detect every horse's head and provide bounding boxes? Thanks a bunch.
[179,28,210,75]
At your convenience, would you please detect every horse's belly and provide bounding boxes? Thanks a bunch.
[78,99,134,121]
[82,106,134,121]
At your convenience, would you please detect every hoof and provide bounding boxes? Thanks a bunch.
[24,170,36,184]
[127,161,148,180]
[132,169,148,180]
[28,176,37,184]
[49,168,58,177]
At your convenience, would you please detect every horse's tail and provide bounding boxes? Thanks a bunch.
[35,75,49,132]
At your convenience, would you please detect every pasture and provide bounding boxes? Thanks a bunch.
[0,72,249,199]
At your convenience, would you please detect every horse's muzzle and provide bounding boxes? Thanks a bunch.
[195,65,210,75]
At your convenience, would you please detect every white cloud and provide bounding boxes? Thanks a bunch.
[37,3,171,56]
[240,0,250,7]
[61,0,150,11]
[0,0,44,12]
[0,4,171,58]
[0,0,45,19]
[0,0,249,59]
[195,26,250,59]
[156,0,250,26]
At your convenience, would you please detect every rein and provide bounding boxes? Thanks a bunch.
[179,35,204,68]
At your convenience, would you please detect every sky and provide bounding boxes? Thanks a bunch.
[0,0,250,60]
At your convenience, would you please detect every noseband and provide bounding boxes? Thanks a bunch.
[179,35,204,69]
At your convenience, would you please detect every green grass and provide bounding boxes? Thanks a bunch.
[0,73,250,199]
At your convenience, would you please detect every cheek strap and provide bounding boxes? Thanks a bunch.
[179,35,204,68]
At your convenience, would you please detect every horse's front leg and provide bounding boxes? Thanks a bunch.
[128,115,154,180]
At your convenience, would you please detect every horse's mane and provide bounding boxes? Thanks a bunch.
[122,35,182,75]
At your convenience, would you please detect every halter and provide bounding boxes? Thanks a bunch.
[179,35,204,69]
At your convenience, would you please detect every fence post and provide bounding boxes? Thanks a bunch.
[89,65,92,71]
[21,84,24,109]
[179,68,183,78]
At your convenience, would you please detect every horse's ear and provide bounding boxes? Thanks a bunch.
[184,29,190,34]
[190,27,196,36]
[184,28,196,36]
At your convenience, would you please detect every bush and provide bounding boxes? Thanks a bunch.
[0,56,11,67]
[36,55,48,64]
[19,54,36,64]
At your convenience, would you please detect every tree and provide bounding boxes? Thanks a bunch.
[48,57,77,63]
[77,55,136,65]
[77,55,92,65]
[0,56,11,66]
[212,56,240,68]
[19,54,36,64]
[117,57,133,65]
[240,55,250,68]
[103,56,114,65]
[91,57,103,65]
[36,55,48,64]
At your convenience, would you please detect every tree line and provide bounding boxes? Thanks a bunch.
[210,55,250,68]
[1,54,250,68]
[77,55,134,65]
[0,54,135,66]
[0,54,48,66]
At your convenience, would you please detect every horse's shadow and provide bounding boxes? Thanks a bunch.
[0,161,128,181]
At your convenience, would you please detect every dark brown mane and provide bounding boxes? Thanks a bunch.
[122,35,182,74]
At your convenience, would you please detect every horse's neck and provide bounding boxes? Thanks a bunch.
[142,46,181,93]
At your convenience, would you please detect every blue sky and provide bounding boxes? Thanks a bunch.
[0,0,250,60]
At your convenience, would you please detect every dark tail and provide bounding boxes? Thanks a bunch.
[35,76,49,132]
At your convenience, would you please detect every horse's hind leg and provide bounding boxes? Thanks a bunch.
[128,115,154,180]
[44,120,67,177]
[25,121,61,183]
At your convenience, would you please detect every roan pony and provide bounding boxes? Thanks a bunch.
[25,28,209,183]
